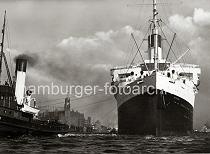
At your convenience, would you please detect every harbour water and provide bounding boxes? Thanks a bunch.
[0,134,210,153]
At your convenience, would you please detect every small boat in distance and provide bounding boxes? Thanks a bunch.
[0,11,69,136]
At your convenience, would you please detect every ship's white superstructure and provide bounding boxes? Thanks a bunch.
[111,63,201,107]
[110,0,201,108]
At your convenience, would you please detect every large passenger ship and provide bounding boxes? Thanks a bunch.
[110,0,201,135]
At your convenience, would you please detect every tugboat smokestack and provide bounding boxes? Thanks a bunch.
[15,58,27,105]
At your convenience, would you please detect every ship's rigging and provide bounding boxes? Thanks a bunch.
[0,10,13,86]
[125,0,194,74]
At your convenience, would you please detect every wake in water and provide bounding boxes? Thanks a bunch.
[57,133,117,138]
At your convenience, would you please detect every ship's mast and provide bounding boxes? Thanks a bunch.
[0,11,6,83]
[147,0,162,70]
[152,0,159,70]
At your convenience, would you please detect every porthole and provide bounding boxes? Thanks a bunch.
[172,70,175,74]
[167,72,171,78]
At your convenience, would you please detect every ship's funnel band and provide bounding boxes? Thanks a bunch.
[15,59,27,72]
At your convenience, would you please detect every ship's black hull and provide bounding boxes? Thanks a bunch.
[117,90,193,135]
[0,107,69,137]
[0,117,69,137]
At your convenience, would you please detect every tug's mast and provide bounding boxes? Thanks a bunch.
[0,11,12,86]
[0,11,6,83]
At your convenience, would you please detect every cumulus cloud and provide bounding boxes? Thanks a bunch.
[169,15,196,37]
[19,25,140,98]
[58,36,100,50]
[169,14,196,33]
[193,8,210,26]
[53,25,141,77]
[57,25,137,50]
[46,26,136,84]
[169,8,210,37]
[168,8,210,61]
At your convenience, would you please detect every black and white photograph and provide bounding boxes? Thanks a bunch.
[0,0,210,153]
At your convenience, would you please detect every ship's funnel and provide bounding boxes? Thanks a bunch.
[148,34,162,62]
[15,58,27,105]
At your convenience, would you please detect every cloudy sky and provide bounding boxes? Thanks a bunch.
[0,0,210,129]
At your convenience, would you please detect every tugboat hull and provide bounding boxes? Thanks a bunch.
[0,120,69,136]
[0,106,69,136]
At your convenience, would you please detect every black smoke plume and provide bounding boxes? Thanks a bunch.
[14,53,39,67]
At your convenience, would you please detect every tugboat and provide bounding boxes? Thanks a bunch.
[0,11,69,136]
[110,0,201,135]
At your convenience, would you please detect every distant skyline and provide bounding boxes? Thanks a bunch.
[0,0,210,129]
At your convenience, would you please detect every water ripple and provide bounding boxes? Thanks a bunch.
[0,133,209,153]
